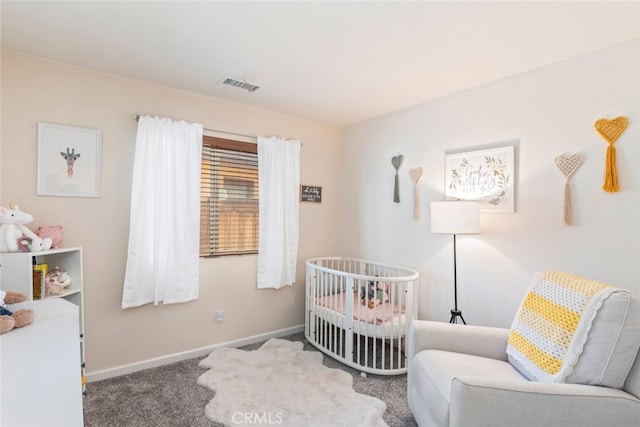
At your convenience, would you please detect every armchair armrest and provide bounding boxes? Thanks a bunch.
[408,320,510,362]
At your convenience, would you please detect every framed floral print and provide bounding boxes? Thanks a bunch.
[445,144,515,213]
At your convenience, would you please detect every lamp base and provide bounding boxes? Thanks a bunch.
[449,309,466,325]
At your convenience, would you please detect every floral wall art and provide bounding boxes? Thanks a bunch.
[445,144,515,213]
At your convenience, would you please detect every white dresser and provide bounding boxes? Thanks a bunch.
[0,298,83,426]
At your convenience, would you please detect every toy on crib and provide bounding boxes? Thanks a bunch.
[375,282,390,305]
[45,266,72,296]
[0,290,34,335]
[360,281,377,308]
[361,280,391,309]
[36,225,63,249]
[0,204,53,253]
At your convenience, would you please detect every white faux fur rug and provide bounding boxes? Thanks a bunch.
[197,338,388,427]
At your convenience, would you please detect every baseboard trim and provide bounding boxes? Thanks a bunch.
[86,324,305,383]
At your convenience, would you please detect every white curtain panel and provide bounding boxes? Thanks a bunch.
[257,136,301,289]
[122,116,203,308]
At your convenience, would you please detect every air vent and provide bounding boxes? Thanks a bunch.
[219,77,260,93]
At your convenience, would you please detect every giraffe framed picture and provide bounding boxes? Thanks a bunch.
[37,122,102,198]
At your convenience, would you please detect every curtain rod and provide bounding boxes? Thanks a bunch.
[134,114,256,140]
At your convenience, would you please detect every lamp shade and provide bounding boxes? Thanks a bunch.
[430,201,480,234]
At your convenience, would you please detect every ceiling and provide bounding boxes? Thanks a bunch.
[2,1,639,126]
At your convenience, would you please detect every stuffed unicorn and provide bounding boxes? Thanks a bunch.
[0,204,52,252]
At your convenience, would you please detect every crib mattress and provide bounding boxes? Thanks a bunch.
[312,292,407,338]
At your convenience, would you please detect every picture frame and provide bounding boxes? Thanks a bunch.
[445,144,515,213]
[300,185,322,203]
[37,122,102,198]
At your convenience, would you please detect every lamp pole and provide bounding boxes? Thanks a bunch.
[430,200,479,325]
[449,233,466,324]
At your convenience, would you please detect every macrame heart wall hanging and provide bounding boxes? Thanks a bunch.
[391,155,403,203]
[408,167,423,220]
[555,153,583,225]
[594,116,628,192]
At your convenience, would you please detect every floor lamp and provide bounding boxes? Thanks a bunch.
[430,201,480,325]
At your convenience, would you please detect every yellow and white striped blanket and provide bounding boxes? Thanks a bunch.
[506,271,615,383]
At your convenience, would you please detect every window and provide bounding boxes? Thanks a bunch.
[200,136,258,257]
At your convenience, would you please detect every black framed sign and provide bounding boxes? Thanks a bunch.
[301,185,322,202]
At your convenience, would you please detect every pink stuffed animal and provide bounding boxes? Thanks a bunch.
[36,225,63,249]
[45,266,71,296]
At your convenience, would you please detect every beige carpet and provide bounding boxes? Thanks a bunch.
[197,338,388,427]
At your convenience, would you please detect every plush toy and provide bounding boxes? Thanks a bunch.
[0,204,53,253]
[375,282,390,305]
[45,266,72,296]
[360,281,377,308]
[36,225,63,249]
[359,281,391,309]
[0,290,34,335]
[359,280,392,309]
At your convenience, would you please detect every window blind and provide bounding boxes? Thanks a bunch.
[200,137,258,257]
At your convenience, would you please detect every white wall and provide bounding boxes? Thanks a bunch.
[2,38,638,374]
[340,39,640,328]
[1,51,342,374]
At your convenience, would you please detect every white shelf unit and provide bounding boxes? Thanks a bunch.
[0,246,85,395]
[0,299,84,426]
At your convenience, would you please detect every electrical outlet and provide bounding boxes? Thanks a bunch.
[215,309,224,323]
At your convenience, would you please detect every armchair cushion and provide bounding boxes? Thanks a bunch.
[411,349,526,426]
[507,272,640,388]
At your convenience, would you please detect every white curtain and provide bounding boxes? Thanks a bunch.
[122,116,203,308]
[257,136,301,289]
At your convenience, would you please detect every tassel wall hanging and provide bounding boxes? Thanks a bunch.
[391,155,403,203]
[409,167,423,220]
[594,116,628,192]
[554,153,583,225]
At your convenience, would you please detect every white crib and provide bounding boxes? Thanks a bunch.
[305,257,419,375]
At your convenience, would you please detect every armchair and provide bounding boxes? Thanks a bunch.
[407,272,640,427]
